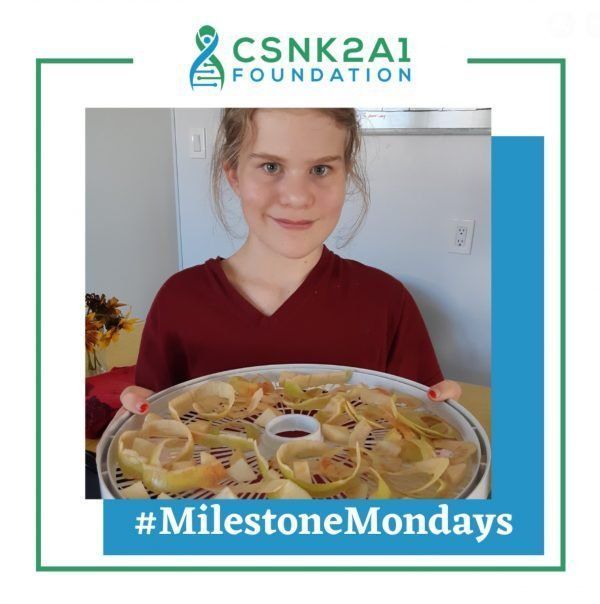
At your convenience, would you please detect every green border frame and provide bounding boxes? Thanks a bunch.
[35,57,565,572]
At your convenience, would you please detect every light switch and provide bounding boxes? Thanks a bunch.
[189,128,206,158]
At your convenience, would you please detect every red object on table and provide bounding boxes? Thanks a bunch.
[85,365,136,439]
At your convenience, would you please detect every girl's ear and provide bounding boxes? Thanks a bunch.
[223,162,240,195]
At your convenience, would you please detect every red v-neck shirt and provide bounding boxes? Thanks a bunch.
[135,245,444,392]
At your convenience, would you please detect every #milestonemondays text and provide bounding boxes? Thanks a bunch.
[137,504,513,544]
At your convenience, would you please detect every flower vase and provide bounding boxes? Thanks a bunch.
[86,345,106,377]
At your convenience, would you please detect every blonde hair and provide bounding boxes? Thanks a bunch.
[210,108,370,247]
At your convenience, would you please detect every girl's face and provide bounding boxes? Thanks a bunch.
[224,109,348,260]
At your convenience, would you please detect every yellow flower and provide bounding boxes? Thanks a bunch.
[118,312,139,333]
[98,327,120,349]
[86,294,140,351]
[105,296,126,315]
[85,312,102,352]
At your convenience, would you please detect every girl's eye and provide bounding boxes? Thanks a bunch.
[311,165,330,177]
[262,162,280,174]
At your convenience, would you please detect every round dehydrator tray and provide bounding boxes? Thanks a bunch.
[97,364,491,499]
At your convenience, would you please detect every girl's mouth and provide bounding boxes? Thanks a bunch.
[271,217,315,230]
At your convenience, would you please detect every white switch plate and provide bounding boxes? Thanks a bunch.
[449,219,475,254]
[189,128,206,158]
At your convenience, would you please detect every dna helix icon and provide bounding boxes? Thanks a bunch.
[190,25,225,89]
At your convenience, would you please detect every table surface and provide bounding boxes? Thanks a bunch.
[87,322,491,448]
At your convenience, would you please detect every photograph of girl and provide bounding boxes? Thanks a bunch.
[86,107,491,500]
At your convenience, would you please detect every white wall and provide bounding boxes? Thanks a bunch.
[86,109,180,319]
[174,110,491,386]
[348,133,491,386]
[172,108,226,265]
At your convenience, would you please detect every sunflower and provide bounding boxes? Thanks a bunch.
[85,312,102,353]
[86,294,125,318]
[85,293,139,354]
[104,296,126,314]
[98,326,120,348]
[118,311,139,333]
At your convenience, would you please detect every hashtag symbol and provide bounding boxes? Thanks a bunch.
[134,512,157,535]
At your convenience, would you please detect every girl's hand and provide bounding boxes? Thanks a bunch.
[427,380,462,403]
[120,385,155,415]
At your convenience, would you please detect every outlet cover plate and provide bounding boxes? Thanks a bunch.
[449,219,475,254]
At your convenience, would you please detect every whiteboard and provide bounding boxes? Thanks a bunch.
[358,108,491,133]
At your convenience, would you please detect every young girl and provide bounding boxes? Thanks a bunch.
[121,108,461,414]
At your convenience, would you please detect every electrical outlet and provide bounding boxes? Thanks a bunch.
[449,219,475,254]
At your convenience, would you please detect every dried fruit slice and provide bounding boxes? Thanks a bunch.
[228,457,257,482]
[228,387,264,419]
[292,460,312,483]
[394,394,423,409]
[251,440,280,480]
[399,438,435,462]
[140,419,194,464]
[121,481,150,499]
[270,480,312,499]
[419,415,460,439]
[255,407,280,427]
[187,420,211,440]
[231,478,312,499]
[131,437,155,459]
[168,382,235,421]
[283,381,306,400]
[118,430,150,479]
[214,486,238,499]
[141,461,227,494]
[321,423,350,444]
[345,401,384,429]
[314,394,346,424]
[228,376,261,397]
[368,468,392,499]
[372,439,402,457]
[192,430,255,452]
[283,392,334,411]
[444,462,468,485]
[170,460,196,470]
[432,439,477,465]
[382,458,450,495]
[391,405,454,439]
[348,418,372,448]
[279,369,352,389]
[348,386,395,406]
[344,477,369,499]
[276,441,362,497]
[199,451,220,465]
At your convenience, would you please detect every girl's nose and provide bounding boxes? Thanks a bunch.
[278,174,314,207]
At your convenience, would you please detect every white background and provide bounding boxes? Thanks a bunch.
[1,0,598,600]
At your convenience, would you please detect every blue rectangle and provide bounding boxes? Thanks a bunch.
[491,136,544,551]
[104,136,545,556]
[105,500,531,555]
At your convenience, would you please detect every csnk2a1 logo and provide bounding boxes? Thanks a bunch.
[190,25,225,89]
[190,25,411,90]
